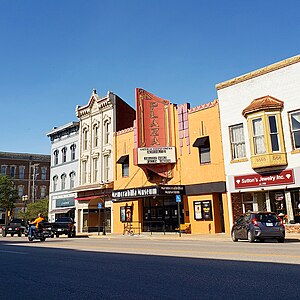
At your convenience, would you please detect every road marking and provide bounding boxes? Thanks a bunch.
[0,250,27,255]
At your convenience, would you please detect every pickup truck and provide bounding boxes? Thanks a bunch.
[52,217,76,238]
[2,219,27,237]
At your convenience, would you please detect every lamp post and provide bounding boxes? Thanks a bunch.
[22,195,28,213]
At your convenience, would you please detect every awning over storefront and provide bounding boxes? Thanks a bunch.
[75,196,100,201]
[50,208,73,214]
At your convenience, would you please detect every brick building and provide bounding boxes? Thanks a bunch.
[0,151,51,222]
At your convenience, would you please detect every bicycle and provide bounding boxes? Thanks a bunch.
[123,223,134,236]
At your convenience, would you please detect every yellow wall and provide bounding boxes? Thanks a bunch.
[113,102,230,235]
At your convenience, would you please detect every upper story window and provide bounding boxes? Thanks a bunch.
[289,110,300,149]
[10,166,16,178]
[41,167,47,180]
[18,185,24,198]
[53,176,58,191]
[70,171,76,189]
[117,155,129,177]
[61,173,66,190]
[83,128,88,151]
[70,144,76,160]
[193,136,211,165]
[82,161,87,184]
[268,115,280,152]
[252,118,266,155]
[62,147,67,163]
[103,155,110,181]
[93,125,99,147]
[229,124,246,160]
[40,186,46,199]
[242,95,286,169]
[54,150,59,165]
[93,157,98,182]
[104,121,110,144]
[1,165,7,176]
[19,166,25,179]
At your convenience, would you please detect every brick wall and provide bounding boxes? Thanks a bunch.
[231,193,243,221]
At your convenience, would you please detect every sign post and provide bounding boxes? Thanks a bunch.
[98,202,102,236]
[176,195,182,237]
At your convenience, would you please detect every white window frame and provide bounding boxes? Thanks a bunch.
[289,110,300,150]
[229,124,246,160]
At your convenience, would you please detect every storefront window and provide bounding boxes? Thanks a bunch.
[291,190,300,223]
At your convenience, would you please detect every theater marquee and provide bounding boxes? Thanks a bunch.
[137,147,176,164]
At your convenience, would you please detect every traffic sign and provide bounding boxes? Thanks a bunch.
[176,195,181,203]
[98,202,102,209]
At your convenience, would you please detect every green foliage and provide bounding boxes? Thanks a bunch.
[0,175,18,216]
[19,198,49,221]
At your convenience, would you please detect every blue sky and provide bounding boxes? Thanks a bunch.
[1,0,300,154]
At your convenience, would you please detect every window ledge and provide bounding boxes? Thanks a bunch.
[291,149,300,154]
[230,158,248,164]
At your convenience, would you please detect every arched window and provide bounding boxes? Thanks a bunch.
[62,147,67,163]
[93,124,99,147]
[61,173,67,190]
[70,171,76,189]
[53,176,58,191]
[83,128,88,150]
[70,144,76,160]
[104,121,110,144]
[54,150,59,165]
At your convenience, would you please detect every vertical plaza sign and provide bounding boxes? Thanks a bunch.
[135,89,176,176]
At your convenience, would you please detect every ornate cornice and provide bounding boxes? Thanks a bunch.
[188,99,218,114]
[116,127,134,136]
[216,54,300,90]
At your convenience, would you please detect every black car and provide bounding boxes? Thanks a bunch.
[231,212,285,243]
[2,219,27,237]
[52,217,76,238]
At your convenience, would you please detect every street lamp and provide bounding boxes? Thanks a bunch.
[22,195,28,212]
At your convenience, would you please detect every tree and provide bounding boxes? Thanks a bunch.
[18,198,49,221]
[0,175,19,222]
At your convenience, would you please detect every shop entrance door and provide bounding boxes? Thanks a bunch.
[143,197,182,232]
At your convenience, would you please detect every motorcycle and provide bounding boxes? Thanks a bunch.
[27,222,51,242]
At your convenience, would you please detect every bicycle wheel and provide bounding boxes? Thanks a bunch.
[129,229,134,236]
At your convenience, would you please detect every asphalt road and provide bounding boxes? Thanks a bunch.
[0,236,300,299]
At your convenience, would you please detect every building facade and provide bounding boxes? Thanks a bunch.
[112,89,230,235]
[0,151,50,223]
[47,122,80,225]
[217,54,300,230]
[74,89,135,233]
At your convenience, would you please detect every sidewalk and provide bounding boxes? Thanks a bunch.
[78,231,300,241]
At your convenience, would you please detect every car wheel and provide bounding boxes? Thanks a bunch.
[40,237,46,242]
[247,230,255,243]
[278,237,285,243]
[56,233,59,238]
[231,231,238,242]
[28,236,33,242]
[11,233,14,237]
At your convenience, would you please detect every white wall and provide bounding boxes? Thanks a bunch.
[217,61,300,193]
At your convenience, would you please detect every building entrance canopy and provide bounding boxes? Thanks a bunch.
[112,185,185,200]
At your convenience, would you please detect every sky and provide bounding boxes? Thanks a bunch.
[1,0,300,155]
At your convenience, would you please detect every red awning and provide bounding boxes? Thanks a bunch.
[75,196,100,201]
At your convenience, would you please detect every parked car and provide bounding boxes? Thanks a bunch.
[52,217,76,238]
[2,219,27,237]
[231,212,285,243]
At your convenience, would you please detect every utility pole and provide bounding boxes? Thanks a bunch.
[32,164,39,203]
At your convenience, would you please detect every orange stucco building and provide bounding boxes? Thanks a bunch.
[112,89,230,235]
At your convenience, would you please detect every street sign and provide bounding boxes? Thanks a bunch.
[176,195,181,203]
[98,202,102,209]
